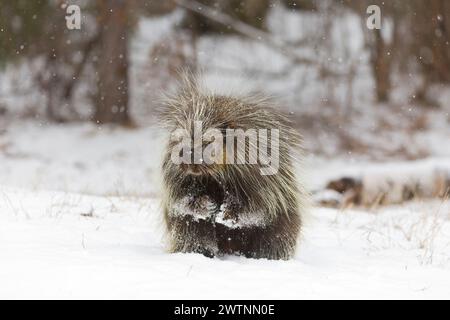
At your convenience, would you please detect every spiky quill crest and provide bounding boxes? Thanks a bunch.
[158,76,308,260]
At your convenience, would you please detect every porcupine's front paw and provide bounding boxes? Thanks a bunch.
[215,204,240,228]
[215,193,268,229]
[215,202,269,229]
[171,195,218,221]
[168,196,219,258]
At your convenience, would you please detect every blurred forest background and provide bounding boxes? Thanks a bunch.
[1,0,449,157]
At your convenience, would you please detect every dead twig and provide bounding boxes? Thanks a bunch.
[174,0,315,65]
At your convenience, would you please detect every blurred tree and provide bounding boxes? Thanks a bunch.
[410,0,450,103]
[94,0,131,125]
[2,0,449,120]
[93,0,176,124]
[343,0,450,104]
[0,0,97,121]
[180,0,272,35]
[0,0,176,124]
[342,0,396,103]
[368,27,393,103]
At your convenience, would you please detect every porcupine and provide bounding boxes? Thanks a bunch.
[159,78,307,260]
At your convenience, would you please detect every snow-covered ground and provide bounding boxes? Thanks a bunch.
[1,187,449,299]
[0,121,449,299]
[0,121,166,197]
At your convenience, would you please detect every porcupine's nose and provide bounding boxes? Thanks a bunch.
[184,163,204,176]
[190,164,201,174]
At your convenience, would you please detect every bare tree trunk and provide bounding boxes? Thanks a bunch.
[370,29,391,103]
[94,0,131,125]
[429,0,450,83]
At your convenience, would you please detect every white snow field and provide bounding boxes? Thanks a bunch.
[0,121,450,299]
[1,187,449,299]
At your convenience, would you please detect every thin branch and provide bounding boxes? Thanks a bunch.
[173,0,315,65]
[204,64,293,79]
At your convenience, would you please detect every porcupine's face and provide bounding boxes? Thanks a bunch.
[161,88,288,182]
[162,94,232,179]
